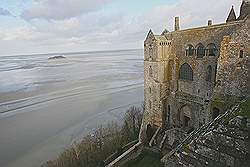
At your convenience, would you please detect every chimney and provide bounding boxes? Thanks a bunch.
[174,17,180,31]
[208,20,212,26]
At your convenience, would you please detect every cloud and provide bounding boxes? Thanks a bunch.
[0,26,51,41]
[0,7,12,16]
[0,0,243,55]
[21,0,112,20]
[143,0,241,33]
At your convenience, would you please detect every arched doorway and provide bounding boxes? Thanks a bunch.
[212,107,220,119]
[178,105,192,127]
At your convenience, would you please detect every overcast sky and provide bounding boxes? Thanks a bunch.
[0,0,242,56]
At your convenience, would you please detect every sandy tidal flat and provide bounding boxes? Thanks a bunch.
[0,49,144,167]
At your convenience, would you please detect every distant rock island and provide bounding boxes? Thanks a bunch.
[48,55,66,60]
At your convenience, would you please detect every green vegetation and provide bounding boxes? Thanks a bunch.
[122,149,162,167]
[223,97,250,123]
[210,95,241,111]
[239,97,250,118]
[42,106,143,167]
[124,155,162,167]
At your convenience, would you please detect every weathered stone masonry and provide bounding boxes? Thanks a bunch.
[140,0,250,142]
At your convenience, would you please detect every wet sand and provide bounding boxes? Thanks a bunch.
[0,50,143,167]
[0,85,143,167]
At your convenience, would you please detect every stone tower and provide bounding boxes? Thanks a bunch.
[139,29,174,142]
[143,29,173,127]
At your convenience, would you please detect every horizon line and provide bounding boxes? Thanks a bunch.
[0,48,143,57]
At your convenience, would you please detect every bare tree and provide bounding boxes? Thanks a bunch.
[42,105,144,167]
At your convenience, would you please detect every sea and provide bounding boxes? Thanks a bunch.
[0,49,144,167]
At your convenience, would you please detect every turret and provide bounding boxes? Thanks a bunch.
[226,6,236,22]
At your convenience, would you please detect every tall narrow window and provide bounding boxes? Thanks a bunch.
[186,44,194,56]
[167,105,170,124]
[149,101,152,109]
[196,43,205,58]
[149,66,153,77]
[179,63,193,81]
[167,60,174,81]
[149,44,153,59]
[206,65,212,82]
[239,50,244,58]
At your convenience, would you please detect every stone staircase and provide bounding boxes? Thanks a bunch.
[149,126,187,154]
[148,126,162,152]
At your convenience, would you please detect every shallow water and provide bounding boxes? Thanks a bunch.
[0,49,144,167]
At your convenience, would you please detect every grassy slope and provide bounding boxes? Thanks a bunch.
[239,97,250,118]
[122,150,162,167]
[130,155,161,167]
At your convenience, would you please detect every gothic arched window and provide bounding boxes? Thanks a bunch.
[186,44,194,56]
[196,43,205,58]
[206,65,212,82]
[179,63,193,81]
[207,43,218,56]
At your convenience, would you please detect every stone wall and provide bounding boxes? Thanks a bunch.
[216,16,250,97]
[167,21,243,100]
[134,2,250,167]
[143,30,173,132]
[141,4,249,142]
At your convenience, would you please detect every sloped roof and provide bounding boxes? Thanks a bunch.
[154,35,167,41]
[226,6,237,22]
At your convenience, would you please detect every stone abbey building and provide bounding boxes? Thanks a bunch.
[140,0,249,141]
[106,1,249,166]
